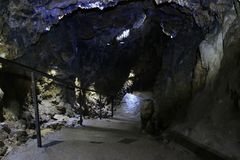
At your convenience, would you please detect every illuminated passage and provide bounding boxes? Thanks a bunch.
[115,93,142,121]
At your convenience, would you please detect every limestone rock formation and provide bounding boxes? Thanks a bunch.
[0,0,240,158]
[140,99,155,133]
[0,0,233,57]
[173,8,240,159]
[200,7,237,84]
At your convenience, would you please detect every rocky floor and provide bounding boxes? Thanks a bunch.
[3,92,199,160]
[0,121,36,159]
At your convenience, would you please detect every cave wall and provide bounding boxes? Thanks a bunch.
[173,9,240,159]
[21,2,159,95]
[151,4,205,129]
[0,66,31,121]
[200,7,237,85]
[0,1,167,119]
[0,0,239,144]
[0,0,235,59]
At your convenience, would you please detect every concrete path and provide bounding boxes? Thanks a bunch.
[4,93,200,160]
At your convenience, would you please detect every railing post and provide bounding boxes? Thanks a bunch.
[111,97,114,117]
[31,72,42,148]
[79,89,83,126]
[99,94,102,120]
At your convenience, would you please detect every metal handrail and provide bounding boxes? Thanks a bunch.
[0,57,115,147]
[0,57,99,93]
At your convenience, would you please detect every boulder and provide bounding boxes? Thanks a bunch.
[43,120,65,130]
[14,119,27,130]
[22,111,34,128]
[0,125,9,141]
[0,123,11,134]
[39,101,60,117]
[13,130,28,144]
[26,129,36,139]
[53,114,69,122]
[41,114,52,123]
[66,117,82,127]
[56,105,66,114]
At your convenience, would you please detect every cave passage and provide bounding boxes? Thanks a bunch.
[115,93,142,121]
[1,0,240,160]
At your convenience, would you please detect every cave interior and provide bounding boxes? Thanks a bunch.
[0,0,240,159]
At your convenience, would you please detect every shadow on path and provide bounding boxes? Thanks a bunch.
[43,140,63,148]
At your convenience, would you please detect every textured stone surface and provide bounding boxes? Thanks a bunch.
[0,128,9,141]
[0,141,7,156]
[153,5,204,129]
[199,7,237,84]
[13,130,28,143]
[0,0,234,56]
[173,15,240,159]
[0,0,235,125]
[156,0,234,32]
[0,1,239,158]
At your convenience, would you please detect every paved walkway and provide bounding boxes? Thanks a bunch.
[4,93,199,160]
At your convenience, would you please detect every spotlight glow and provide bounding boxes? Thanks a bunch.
[45,26,51,31]
[128,70,135,78]
[75,77,81,97]
[0,52,7,58]
[58,15,64,20]
[123,70,135,91]
[48,69,57,76]
[125,93,140,109]
[133,13,146,29]
[116,29,130,41]
[78,2,104,10]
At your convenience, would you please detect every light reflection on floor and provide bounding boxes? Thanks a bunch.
[125,93,140,113]
[115,93,142,121]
